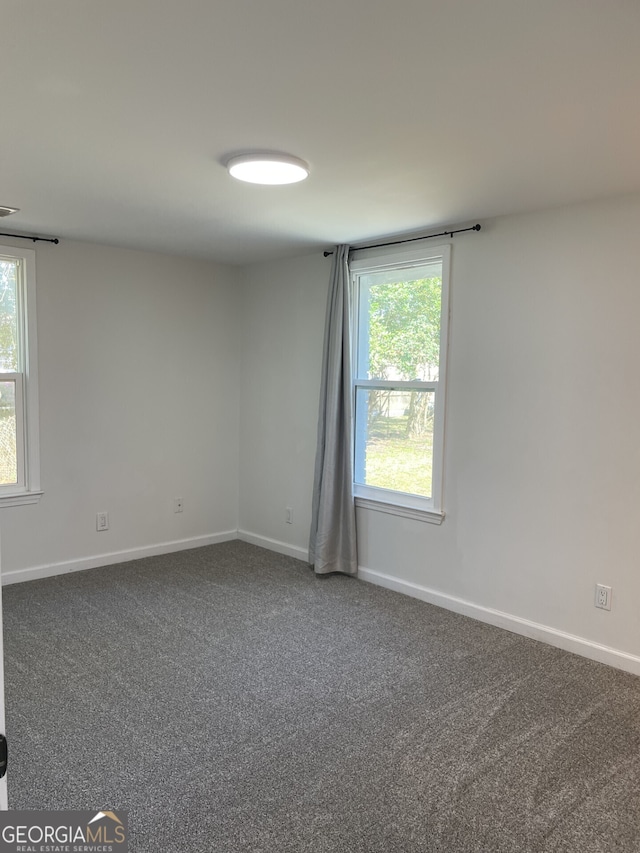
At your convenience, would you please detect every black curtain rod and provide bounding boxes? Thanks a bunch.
[323,223,481,257]
[0,232,59,245]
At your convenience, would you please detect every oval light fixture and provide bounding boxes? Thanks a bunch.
[226,153,309,185]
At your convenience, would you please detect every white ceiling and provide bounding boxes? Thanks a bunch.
[4,0,640,264]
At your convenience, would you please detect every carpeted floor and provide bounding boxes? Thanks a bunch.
[2,540,640,852]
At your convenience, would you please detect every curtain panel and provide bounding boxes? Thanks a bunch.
[309,245,358,576]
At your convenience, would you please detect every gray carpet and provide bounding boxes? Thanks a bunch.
[2,540,640,852]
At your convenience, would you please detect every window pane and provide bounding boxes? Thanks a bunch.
[357,262,442,381]
[0,260,18,372]
[355,388,434,498]
[0,380,18,485]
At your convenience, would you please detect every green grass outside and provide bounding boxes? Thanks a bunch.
[365,414,433,497]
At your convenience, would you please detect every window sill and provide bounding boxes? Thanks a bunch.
[0,491,43,508]
[355,496,445,525]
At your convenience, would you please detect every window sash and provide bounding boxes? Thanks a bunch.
[0,372,25,490]
[354,385,437,498]
[354,379,438,391]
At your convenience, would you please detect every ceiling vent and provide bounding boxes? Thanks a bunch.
[0,206,19,217]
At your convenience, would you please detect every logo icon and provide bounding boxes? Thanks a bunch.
[88,810,123,826]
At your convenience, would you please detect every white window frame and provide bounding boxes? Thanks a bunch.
[0,245,42,507]
[350,242,451,524]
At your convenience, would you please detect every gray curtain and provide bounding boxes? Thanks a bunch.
[309,245,358,576]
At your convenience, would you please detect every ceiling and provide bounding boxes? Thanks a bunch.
[4,0,640,265]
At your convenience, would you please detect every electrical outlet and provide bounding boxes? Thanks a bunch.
[595,583,612,611]
[174,497,184,513]
[96,512,109,532]
[285,506,293,524]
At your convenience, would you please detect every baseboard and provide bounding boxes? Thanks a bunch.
[1,530,238,586]
[237,529,308,563]
[8,532,636,677]
[359,566,640,678]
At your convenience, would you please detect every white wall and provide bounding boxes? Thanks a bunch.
[238,193,640,672]
[238,252,328,557]
[0,237,240,579]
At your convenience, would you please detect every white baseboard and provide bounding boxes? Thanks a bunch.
[6,530,637,677]
[237,529,308,563]
[359,566,640,678]
[1,530,238,586]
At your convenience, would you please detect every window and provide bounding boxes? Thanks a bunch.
[0,246,41,506]
[351,243,450,523]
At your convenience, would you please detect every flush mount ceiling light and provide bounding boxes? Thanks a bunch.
[226,153,309,185]
[0,206,20,217]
